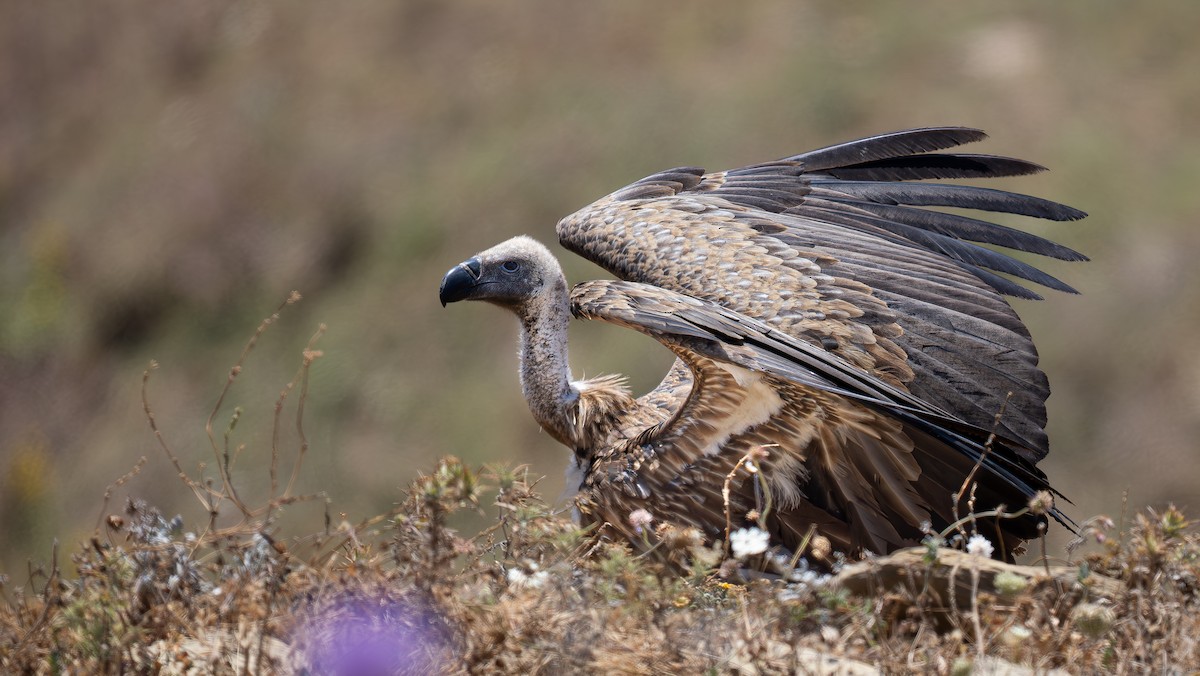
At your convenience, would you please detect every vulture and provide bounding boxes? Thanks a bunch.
[438,127,1085,563]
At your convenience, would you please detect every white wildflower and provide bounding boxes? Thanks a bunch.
[506,567,550,589]
[966,534,994,558]
[729,527,770,559]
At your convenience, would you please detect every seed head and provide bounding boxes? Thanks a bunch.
[809,535,832,561]
[627,509,653,532]
[1028,490,1054,515]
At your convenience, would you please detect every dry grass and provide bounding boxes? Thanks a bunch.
[3,300,1198,675]
[2,453,1198,674]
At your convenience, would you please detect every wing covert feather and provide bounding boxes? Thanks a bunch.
[570,280,1063,556]
[558,129,1084,459]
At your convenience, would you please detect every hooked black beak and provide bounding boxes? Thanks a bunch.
[438,257,482,307]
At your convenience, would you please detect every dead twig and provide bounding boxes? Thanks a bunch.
[143,362,213,512]
[285,325,326,498]
[94,456,147,535]
[207,292,302,518]
[722,446,770,556]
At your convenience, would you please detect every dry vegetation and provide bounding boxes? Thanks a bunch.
[2,305,1199,674]
[2,458,1198,674]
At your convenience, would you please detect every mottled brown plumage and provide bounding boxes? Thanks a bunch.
[439,127,1085,562]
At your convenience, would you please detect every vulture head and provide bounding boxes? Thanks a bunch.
[440,235,579,449]
[439,236,566,315]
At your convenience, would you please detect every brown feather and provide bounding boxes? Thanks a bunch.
[445,128,1083,563]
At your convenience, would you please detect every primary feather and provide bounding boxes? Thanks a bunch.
[439,127,1085,562]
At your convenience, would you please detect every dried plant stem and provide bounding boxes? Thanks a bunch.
[787,523,819,571]
[221,407,251,518]
[939,507,1029,541]
[94,456,147,534]
[722,447,767,556]
[970,563,985,656]
[286,325,326,497]
[143,362,213,511]
[1039,521,1050,575]
[206,292,301,515]
[950,392,1012,542]
[270,384,294,503]
[268,326,325,527]
[18,540,59,647]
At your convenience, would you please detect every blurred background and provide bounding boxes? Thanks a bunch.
[3,1,1198,575]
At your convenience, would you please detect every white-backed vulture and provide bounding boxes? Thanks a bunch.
[438,128,1085,562]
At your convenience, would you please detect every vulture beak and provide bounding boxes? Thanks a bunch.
[439,257,482,307]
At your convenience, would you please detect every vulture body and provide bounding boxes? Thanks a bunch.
[439,128,1085,562]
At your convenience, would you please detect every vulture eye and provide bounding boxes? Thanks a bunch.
[500,260,521,273]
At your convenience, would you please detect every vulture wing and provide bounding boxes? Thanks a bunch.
[557,127,1085,461]
[570,279,1064,556]
[557,128,1084,555]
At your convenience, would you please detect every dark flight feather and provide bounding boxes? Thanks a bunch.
[807,180,1086,221]
[824,153,1047,181]
[786,127,990,170]
[819,198,1088,261]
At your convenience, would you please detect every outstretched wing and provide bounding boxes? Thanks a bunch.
[571,279,1064,557]
[558,127,1085,461]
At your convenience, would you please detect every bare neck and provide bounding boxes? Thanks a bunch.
[515,277,578,448]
